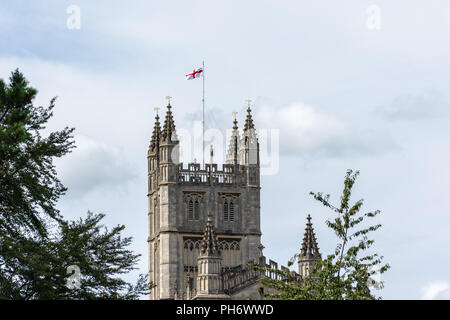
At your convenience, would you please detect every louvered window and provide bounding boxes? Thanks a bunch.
[194,200,200,220]
[223,200,235,222]
[229,201,234,221]
[223,201,229,221]
[188,200,194,220]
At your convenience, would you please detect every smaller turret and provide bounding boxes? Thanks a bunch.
[226,113,240,165]
[239,105,259,166]
[239,102,260,187]
[298,214,321,278]
[243,105,255,132]
[159,100,179,183]
[149,111,161,156]
[161,102,177,143]
[148,111,161,193]
[194,213,230,300]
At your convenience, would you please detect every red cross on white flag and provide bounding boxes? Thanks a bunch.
[186,68,203,80]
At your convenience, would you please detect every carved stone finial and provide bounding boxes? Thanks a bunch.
[300,214,320,260]
[243,101,255,131]
[150,110,161,151]
[232,112,238,130]
[161,102,176,142]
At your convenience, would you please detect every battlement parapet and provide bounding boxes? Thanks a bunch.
[177,162,241,185]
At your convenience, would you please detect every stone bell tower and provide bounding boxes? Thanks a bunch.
[148,100,262,300]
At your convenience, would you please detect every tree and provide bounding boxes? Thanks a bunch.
[259,170,390,300]
[0,212,151,300]
[0,70,152,299]
[0,69,74,237]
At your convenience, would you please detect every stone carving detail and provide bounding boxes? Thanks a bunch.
[183,238,241,270]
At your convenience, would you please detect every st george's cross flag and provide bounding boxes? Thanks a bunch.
[186,68,203,80]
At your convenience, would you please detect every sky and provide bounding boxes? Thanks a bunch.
[1,0,450,299]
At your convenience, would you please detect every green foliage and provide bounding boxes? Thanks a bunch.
[0,212,152,299]
[0,69,75,237]
[0,70,152,299]
[259,170,390,300]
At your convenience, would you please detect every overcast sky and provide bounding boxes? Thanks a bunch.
[1,0,450,299]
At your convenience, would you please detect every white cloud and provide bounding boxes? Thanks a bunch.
[0,56,166,138]
[179,101,397,161]
[55,135,137,199]
[255,102,396,158]
[421,281,450,300]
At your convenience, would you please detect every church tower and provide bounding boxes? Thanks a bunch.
[148,101,262,300]
[298,214,321,278]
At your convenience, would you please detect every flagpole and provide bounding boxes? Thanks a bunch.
[202,60,205,168]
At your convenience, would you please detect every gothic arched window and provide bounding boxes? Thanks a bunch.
[186,195,202,221]
[223,200,235,222]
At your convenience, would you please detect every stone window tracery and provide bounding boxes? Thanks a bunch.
[219,193,239,223]
[183,192,204,221]
[183,238,241,269]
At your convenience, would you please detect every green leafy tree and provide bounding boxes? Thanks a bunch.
[259,170,390,300]
[0,212,151,299]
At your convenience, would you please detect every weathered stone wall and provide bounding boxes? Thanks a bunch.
[230,282,279,300]
[149,163,261,299]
